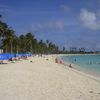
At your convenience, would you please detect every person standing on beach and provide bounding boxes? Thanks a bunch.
[55,58,58,63]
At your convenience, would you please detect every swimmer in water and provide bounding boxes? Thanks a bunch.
[89,61,92,64]
[74,58,76,62]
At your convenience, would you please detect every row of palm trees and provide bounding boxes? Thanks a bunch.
[0,16,59,54]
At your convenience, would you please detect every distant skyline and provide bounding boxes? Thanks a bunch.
[0,0,100,51]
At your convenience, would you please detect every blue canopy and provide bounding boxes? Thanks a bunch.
[0,53,32,60]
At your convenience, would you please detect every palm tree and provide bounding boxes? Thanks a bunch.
[2,28,15,53]
[32,38,38,54]
[25,32,34,53]
[19,35,26,53]
[0,15,61,54]
[63,46,65,53]
[46,40,49,54]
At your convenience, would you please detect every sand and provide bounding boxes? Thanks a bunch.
[0,55,100,100]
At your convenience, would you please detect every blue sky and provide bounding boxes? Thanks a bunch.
[0,0,100,51]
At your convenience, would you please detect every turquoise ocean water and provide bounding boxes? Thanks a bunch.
[61,54,100,77]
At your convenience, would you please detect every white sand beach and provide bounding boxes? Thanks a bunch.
[0,55,100,100]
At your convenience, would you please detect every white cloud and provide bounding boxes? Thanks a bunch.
[54,21,65,29]
[80,8,100,30]
[60,5,71,12]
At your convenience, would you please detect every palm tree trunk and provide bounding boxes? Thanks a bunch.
[31,41,33,54]
[17,46,18,54]
[11,40,13,54]
[6,47,7,53]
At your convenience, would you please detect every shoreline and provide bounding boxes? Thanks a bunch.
[1,54,100,81]
[56,54,100,82]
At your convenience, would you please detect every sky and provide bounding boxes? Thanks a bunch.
[0,0,100,51]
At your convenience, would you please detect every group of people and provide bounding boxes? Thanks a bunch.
[55,58,73,68]
[0,53,32,64]
[55,58,64,64]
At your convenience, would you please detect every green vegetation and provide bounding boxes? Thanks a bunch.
[0,15,59,54]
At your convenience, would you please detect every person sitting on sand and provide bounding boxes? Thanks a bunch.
[69,64,72,68]
[8,58,13,61]
[30,60,33,62]
[59,60,64,64]
[0,60,3,64]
